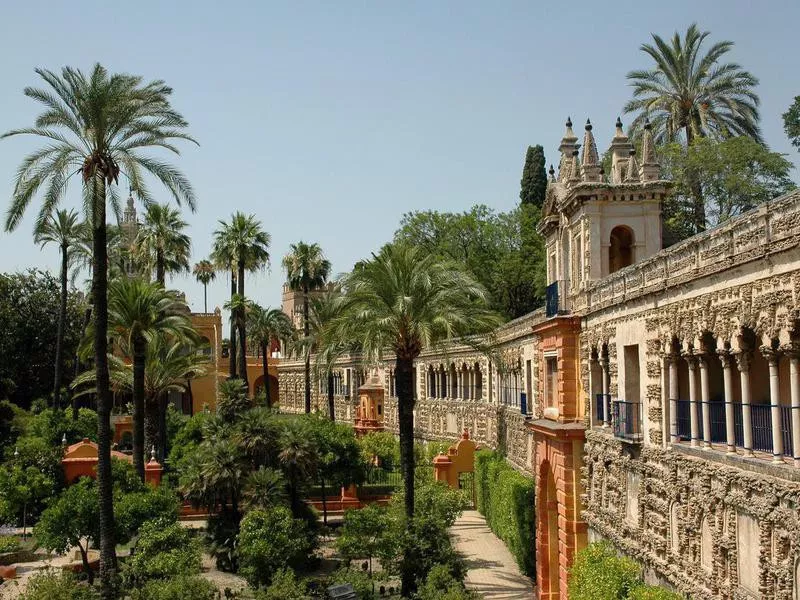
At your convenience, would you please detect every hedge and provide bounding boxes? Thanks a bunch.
[474,449,535,577]
[569,541,683,600]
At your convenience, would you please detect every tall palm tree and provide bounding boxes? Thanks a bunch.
[106,278,195,479]
[625,24,761,145]
[327,243,501,596]
[248,304,294,407]
[193,259,216,313]
[211,237,238,378]
[282,242,331,413]
[136,203,191,286]
[213,213,271,387]
[34,208,85,410]
[2,64,196,597]
[278,422,318,518]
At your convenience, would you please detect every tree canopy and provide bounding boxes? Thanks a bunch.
[784,96,800,153]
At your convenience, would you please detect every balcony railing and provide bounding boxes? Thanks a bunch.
[612,400,642,442]
[545,280,570,317]
[674,399,796,458]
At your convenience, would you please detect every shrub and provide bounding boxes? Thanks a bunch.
[327,567,375,600]
[358,431,400,469]
[18,571,99,600]
[116,485,180,544]
[255,568,311,600]
[568,541,642,600]
[628,585,684,600]
[0,535,20,553]
[415,563,478,600]
[474,450,535,577]
[128,575,217,600]
[238,506,317,587]
[123,520,201,585]
[205,509,241,572]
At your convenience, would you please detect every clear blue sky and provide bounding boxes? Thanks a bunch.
[1,0,798,322]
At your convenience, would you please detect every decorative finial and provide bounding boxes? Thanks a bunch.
[616,117,623,129]
[14,447,19,458]
[585,119,592,131]
[548,164,555,176]
[566,116,572,128]
[151,445,157,461]
[62,433,67,446]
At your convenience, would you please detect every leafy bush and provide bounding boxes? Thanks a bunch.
[0,535,21,553]
[128,575,217,600]
[415,563,478,600]
[326,567,375,600]
[627,585,684,600]
[568,541,642,600]
[18,571,99,600]
[123,519,201,585]
[25,408,97,446]
[116,485,180,544]
[474,450,535,577]
[205,509,241,572]
[0,399,29,453]
[358,431,400,469]
[336,504,388,571]
[255,568,311,600]
[238,506,317,587]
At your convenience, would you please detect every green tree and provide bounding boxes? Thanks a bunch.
[216,378,251,423]
[625,23,761,144]
[34,209,85,410]
[256,568,311,600]
[192,259,216,313]
[106,278,195,479]
[336,504,389,575]
[0,464,54,534]
[238,506,317,588]
[0,270,85,407]
[308,289,352,421]
[358,431,400,469]
[519,145,547,208]
[123,519,201,585]
[213,213,271,386]
[326,243,500,595]
[136,203,191,286]
[783,96,800,152]
[248,304,294,407]
[279,421,318,518]
[3,64,197,597]
[660,136,795,242]
[244,466,288,511]
[235,406,281,468]
[282,242,331,413]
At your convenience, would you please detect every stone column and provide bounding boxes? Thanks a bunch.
[764,349,784,463]
[787,350,800,468]
[718,351,736,455]
[668,354,679,444]
[699,356,712,449]
[736,352,754,457]
[686,355,699,448]
[600,357,610,428]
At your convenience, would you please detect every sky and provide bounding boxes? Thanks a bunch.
[1,0,798,325]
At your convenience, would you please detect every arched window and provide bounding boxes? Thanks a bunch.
[609,226,635,273]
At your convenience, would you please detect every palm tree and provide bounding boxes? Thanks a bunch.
[326,243,501,596]
[213,214,271,387]
[244,467,287,511]
[136,203,191,285]
[2,64,196,597]
[625,24,761,145]
[278,421,318,518]
[106,278,195,479]
[193,259,216,313]
[211,237,238,379]
[235,406,281,468]
[34,208,85,410]
[282,242,331,413]
[248,304,294,407]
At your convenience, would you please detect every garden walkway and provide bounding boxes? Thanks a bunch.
[451,510,535,599]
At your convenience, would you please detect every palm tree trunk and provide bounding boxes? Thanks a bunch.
[52,242,68,410]
[262,343,271,407]
[320,475,328,526]
[327,372,335,421]
[229,270,237,378]
[237,260,248,387]
[92,176,118,598]
[158,394,168,462]
[132,335,146,482]
[156,248,165,286]
[144,396,159,459]
[303,287,311,413]
[685,126,706,234]
[395,355,416,597]
[203,282,208,313]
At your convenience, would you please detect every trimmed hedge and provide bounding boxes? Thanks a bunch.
[474,450,535,577]
[569,541,683,600]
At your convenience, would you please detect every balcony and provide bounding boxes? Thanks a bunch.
[545,280,570,317]
[612,400,642,442]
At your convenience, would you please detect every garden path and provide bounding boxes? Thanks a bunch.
[451,510,535,599]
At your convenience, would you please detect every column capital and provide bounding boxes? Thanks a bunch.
[780,343,800,360]
[683,352,698,368]
[760,346,781,367]
[734,350,751,373]
[663,352,680,366]
[717,348,733,368]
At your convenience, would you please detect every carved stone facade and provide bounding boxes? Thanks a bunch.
[277,116,800,598]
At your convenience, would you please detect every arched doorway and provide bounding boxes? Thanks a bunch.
[538,461,560,599]
[609,226,635,273]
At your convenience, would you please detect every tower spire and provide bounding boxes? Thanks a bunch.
[581,119,601,182]
[624,149,640,183]
[608,117,634,184]
[639,118,660,181]
[557,117,580,183]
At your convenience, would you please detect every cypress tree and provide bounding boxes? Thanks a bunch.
[519,145,547,208]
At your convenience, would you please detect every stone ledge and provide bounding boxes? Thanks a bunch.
[671,442,800,483]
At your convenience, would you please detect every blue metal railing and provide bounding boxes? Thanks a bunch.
[612,400,642,441]
[545,281,559,318]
